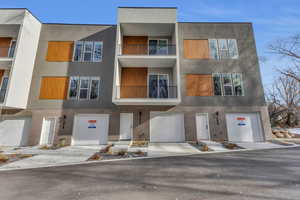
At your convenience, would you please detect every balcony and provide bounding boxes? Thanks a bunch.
[120,44,176,56]
[0,44,16,62]
[114,86,179,105]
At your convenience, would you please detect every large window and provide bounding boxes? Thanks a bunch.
[73,41,103,62]
[213,73,244,96]
[208,39,239,60]
[68,76,100,100]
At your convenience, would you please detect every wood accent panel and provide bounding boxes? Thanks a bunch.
[39,77,69,100]
[186,74,213,96]
[122,36,148,55]
[184,39,209,59]
[46,41,74,62]
[120,68,147,98]
[0,70,5,84]
[0,37,12,57]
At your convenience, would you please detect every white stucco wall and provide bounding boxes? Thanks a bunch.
[118,8,177,24]
[5,10,41,108]
[0,9,25,24]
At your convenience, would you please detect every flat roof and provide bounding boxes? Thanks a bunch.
[0,8,252,25]
[118,7,177,9]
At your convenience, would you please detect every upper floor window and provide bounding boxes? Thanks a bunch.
[73,41,103,62]
[68,76,100,100]
[213,73,244,96]
[209,39,239,60]
[184,39,238,60]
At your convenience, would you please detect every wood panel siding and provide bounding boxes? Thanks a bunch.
[39,77,69,100]
[184,39,209,59]
[0,70,5,84]
[46,41,74,62]
[120,68,147,98]
[0,37,12,57]
[186,74,213,96]
[122,36,148,55]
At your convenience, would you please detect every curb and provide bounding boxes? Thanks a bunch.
[0,145,299,172]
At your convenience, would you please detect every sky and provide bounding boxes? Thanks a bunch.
[1,0,300,89]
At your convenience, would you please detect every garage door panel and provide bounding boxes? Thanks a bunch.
[226,113,263,142]
[0,117,31,146]
[150,112,185,143]
[72,114,109,145]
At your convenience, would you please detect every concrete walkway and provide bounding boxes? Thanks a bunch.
[148,143,201,157]
[1,145,105,170]
[236,142,295,150]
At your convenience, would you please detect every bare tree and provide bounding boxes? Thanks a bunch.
[266,74,300,127]
[268,33,300,82]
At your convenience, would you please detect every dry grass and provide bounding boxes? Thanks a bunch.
[87,153,102,161]
[0,154,9,163]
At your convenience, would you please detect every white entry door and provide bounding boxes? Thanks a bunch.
[120,113,133,140]
[196,113,210,141]
[40,118,56,145]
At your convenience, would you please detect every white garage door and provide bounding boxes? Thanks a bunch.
[0,117,31,146]
[72,114,109,145]
[150,112,185,142]
[226,113,264,142]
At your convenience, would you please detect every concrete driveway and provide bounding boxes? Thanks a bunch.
[0,147,300,200]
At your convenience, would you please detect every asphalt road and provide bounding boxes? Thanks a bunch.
[0,147,300,200]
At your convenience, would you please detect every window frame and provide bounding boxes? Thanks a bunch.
[8,40,16,58]
[93,41,103,62]
[72,41,84,62]
[78,77,90,100]
[73,41,103,62]
[67,76,80,100]
[208,39,239,60]
[232,73,244,96]
[89,77,101,100]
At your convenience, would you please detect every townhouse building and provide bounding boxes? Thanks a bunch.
[0,7,272,147]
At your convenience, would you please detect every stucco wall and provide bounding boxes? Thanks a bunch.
[178,22,266,107]
[27,24,117,110]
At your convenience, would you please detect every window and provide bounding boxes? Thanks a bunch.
[68,76,100,100]
[73,41,103,62]
[232,73,244,96]
[209,39,239,60]
[0,77,9,103]
[8,40,16,58]
[149,39,168,55]
[208,39,219,60]
[93,42,103,62]
[90,77,100,99]
[73,42,83,61]
[218,39,229,59]
[79,77,90,99]
[68,76,79,99]
[213,74,222,96]
[213,73,244,96]
[222,74,233,96]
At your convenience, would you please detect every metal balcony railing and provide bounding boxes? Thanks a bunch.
[0,46,15,58]
[121,44,176,56]
[116,86,178,99]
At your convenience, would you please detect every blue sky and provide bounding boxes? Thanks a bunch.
[1,0,300,88]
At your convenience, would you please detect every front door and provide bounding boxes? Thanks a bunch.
[119,113,133,140]
[148,74,169,98]
[196,114,210,141]
[40,118,56,145]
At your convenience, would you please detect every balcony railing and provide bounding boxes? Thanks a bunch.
[121,44,176,56]
[0,46,15,59]
[116,86,178,99]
